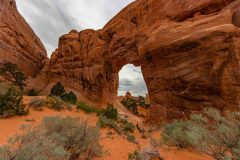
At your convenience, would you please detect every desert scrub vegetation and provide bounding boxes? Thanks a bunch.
[138,96,150,108]
[97,114,136,143]
[97,104,136,142]
[77,102,101,114]
[0,63,28,118]
[97,116,135,135]
[50,82,77,104]
[0,86,28,118]
[0,62,26,91]
[29,98,46,111]
[121,96,149,115]
[127,134,136,143]
[61,91,77,104]
[101,104,118,120]
[0,116,102,160]
[128,148,163,160]
[50,82,65,97]
[121,98,138,114]
[27,89,37,96]
[161,108,240,160]
[46,96,65,111]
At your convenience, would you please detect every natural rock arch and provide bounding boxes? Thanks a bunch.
[31,0,240,122]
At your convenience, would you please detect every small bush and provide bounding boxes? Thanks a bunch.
[128,150,140,160]
[123,122,136,133]
[46,96,64,111]
[0,62,26,91]
[121,98,138,114]
[0,116,102,160]
[65,103,73,111]
[127,134,136,143]
[28,89,37,96]
[138,96,149,108]
[61,91,77,104]
[139,148,164,160]
[97,115,121,134]
[128,148,163,160]
[162,119,203,148]
[97,116,135,137]
[161,108,240,160]
[0,82,10,95]
[0,86,28,118]
[119,118,135,134]
[29,98,46,111]
[50,82,65,97]
[77,102,101,114]
[101,104,118,120]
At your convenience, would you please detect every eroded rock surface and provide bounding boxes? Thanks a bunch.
[33,0,240,123]
[0,0,47,77]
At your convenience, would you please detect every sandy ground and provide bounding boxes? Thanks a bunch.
[0,96,213,160]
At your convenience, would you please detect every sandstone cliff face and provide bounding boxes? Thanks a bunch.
[39,0,240,123]
[0,0,47,77]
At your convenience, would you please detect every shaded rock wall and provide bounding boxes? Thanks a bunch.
[0,0,47,77]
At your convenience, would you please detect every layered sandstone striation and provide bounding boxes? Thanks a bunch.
[2,0,239,123]
[41,0,240,123]
[0,0,47,77]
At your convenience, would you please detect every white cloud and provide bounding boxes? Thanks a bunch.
[16,0,148,96]
[118,64,148,96]
[16,0,134,55]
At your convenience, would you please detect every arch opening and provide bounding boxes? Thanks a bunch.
[118,64,148,98]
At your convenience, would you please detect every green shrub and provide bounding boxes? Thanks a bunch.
[127,134,136,143]
[162,119,205,148]
[28,89,37,96]
[161,108,240,160]
[97,116,135,137]
[29,98,46,111]
[128,150,140,160]
[119,118,136,134]
[77,102,101,114]
[101,104,118,120]
[0,116,102,160]
[0,86,28,118]
[50,82,65,97]
[97,115,121,134]
[0,62,26,91]
[121,98,138,114]
[137,96,149,108]
[123,121,136,133]
[46,96,64,111]
[0,82,10,95]
[61,91,77,104]
[65,103,73,111]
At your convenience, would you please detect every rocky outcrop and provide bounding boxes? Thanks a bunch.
[0,0,47,77]
[38,0,240,122]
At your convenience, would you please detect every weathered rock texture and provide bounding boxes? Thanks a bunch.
[41,0,240,122]
[0,0,235,123]
[0,0,47,77]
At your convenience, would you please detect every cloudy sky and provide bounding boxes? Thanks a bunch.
[16,0,148,96]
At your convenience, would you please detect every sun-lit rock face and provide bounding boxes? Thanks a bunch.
[37,0,240,123]
[0,0,47,77]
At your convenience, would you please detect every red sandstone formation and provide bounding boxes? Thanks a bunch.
[42,0,240,123]
[1,0,240,123]
[0,0,47,77]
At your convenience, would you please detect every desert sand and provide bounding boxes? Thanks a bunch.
[0,96,213,160]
